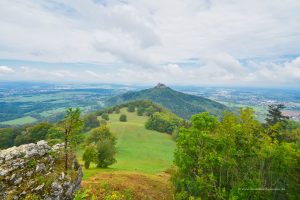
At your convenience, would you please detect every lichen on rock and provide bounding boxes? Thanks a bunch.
[0,140,82,200]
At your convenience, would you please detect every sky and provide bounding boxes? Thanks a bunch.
[0,0,300,87]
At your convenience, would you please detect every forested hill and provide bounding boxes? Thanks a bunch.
[106,83,228,119]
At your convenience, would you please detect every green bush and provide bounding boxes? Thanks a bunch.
[145,112,182,134]
[95,139,117,168]
[119,114,127,122]
[82,145,96,169]
[101,113,109,121]
[127,105,135,112]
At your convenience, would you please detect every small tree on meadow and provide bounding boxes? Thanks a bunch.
[82,145,96,169]
[60,108,83,171]
[127,105,135,112]
[85,125,117,168]
[95,139,116,168]
[119,114,127,122]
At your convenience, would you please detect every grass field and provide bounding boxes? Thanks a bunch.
[77,108,175,179]
[0,116,37,125]
[76,108,175,199]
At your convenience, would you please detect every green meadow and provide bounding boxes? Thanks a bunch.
[0,116,37,125]
[77,108,175,179]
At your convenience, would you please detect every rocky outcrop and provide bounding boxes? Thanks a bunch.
[0,141,82,200]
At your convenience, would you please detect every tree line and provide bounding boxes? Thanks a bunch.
[172,104,300,199]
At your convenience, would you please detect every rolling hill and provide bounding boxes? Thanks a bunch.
[106,83,228,119]
[77,108,175,199]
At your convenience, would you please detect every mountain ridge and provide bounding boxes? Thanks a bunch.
[106,84,228,119]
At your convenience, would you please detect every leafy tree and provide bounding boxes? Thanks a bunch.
[145,112,182,134]
[82,145,96,169]
[14,122,53,146]
[127,104,135,112]
[86,125,117,168]
[95,139,116,168]
[0,128,20,149]
[137,107,144,116]
[173,109,300,199]
[101,113,109,121]
[114,107,120,114]
[46,126,64,140]
[266,104,289,126]
[83,113,100,131]
[60,108,83,171]
[86,125,114,145]
[119,114,127,122]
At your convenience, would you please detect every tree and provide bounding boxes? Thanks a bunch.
[85,125,117,168]
[127,104,135,112]
[82,145,96,169]
[119,114,127,122]
[86,125,114,145]
[101,113,109,121]
[266,104,289,126]
[60,108,83,171]
[95,139,117,168]
[137,107,144,116]
[145,112,182,134]
[0,128,20,149]
[115,107,120,114]
[83,113,100,131]
[172,109,300,199]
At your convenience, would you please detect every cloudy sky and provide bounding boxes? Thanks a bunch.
[0,0,300,87]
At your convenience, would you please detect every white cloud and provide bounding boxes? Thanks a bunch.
[0,0,300,86]
[0,66,14,74]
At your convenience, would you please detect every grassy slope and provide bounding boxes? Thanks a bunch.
[77,108,175,179]
[0,116,37,125]
[77,108,175,199]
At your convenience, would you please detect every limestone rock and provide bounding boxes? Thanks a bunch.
[0,140,82,200]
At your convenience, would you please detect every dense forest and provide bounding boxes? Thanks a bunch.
[172,105,300,199]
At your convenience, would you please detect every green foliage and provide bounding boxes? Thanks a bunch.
[60,107,83,171]
[114,107,120,114]
[119,114,127,122]
[83,145,97,169]
[86,125,117,168]
[86,125,115,145]
[95,139,117,168]
[266,104,289,127]
[83,113,100,131]
[127,104,135,112]
[24,194,40,200]
[14,122,53,146]
[145,112,182,134]
[173,109,300,199]
[74,189,92,200]
[28,159,37,168]
[102,113,109,121]
[0,128,20,149]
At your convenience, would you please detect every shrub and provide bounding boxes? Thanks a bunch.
[119,114,127,122]
[137,107,144,116]
[82,145,97,169]
[102,113,109,121]
[127,105,135,112]
[95,139,117,168]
